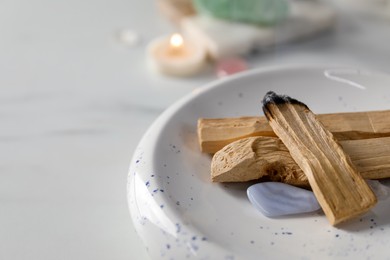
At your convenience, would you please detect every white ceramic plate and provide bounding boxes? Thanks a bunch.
[128,66,390,259]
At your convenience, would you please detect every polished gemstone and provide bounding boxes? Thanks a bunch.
[247,182,321,217]
[193,0,289,25]
[366,180,390,201]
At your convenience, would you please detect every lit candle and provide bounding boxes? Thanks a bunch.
[148,33,207,77]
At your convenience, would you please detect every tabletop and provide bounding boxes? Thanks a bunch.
[1,0,390,259]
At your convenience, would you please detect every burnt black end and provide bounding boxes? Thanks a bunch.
[262,91,307,107]
[262,91,308,120]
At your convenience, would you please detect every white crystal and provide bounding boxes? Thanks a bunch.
[247,182,321,217]
[117,29,140,47]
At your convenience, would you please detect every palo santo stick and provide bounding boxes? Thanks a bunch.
[212,136,305,185]
[198,109,390,153]
[262,91,376,225]
[211,136,390,186]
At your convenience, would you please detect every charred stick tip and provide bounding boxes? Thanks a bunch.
[262,91,306,107]
[262,91,309,120]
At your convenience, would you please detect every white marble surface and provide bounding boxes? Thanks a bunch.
[1,0,390,259]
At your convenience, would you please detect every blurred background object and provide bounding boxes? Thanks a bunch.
[157,0,196,23]
[329,0,390,18]
[158,0,336,60]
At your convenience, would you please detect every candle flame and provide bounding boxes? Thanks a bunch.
[170,33,183,48]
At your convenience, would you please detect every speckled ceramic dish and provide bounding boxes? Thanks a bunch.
[128,66,390,259]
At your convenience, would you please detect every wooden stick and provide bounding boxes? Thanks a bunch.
[211,136,390,186]
[212,136,305,185]
[262,91,376,225]
[198,109,390,153]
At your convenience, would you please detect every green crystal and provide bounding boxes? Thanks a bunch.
[193,0,289,26]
